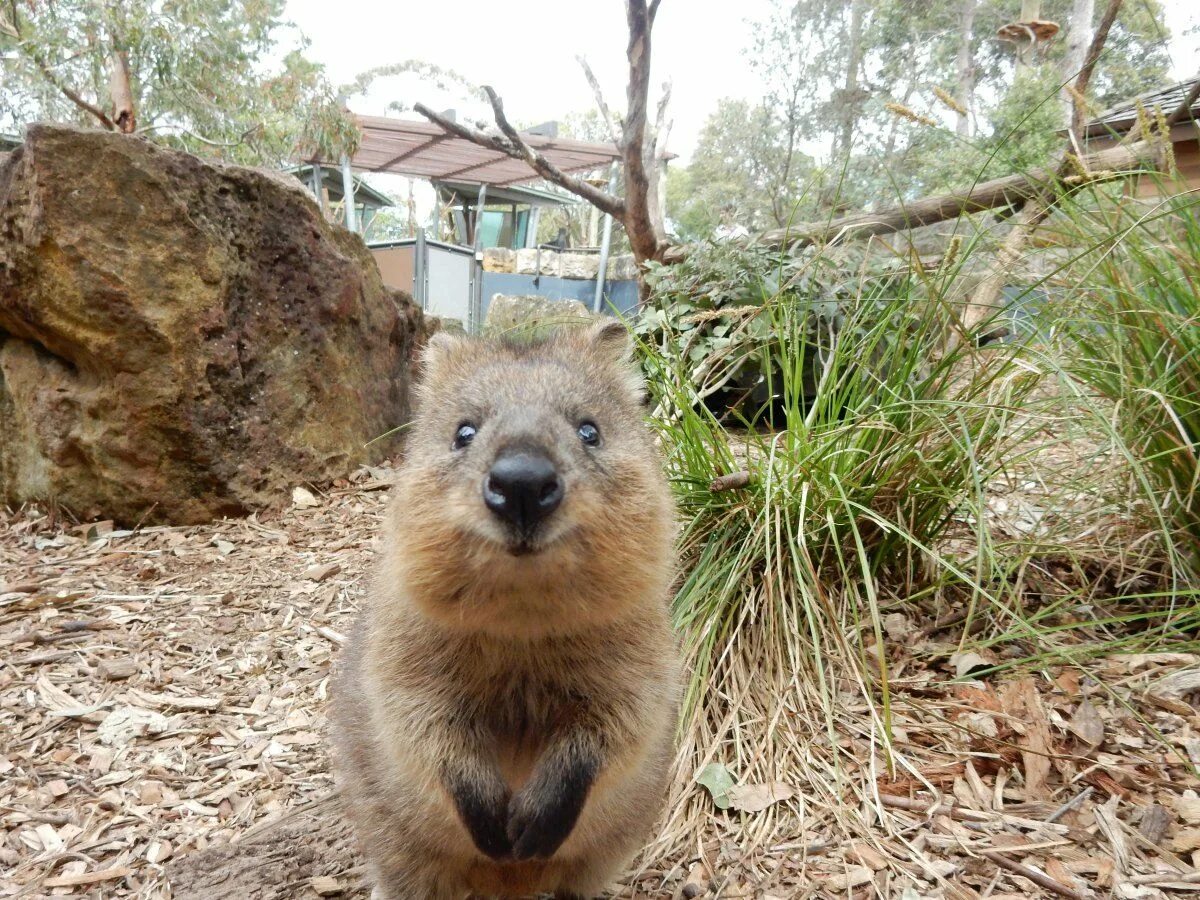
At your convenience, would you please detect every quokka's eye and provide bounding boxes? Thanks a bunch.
[577,421,600,446]
[453,423,477,450]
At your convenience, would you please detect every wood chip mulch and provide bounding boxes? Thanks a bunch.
[2,465,1199,899]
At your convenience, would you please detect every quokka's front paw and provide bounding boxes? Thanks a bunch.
[506,779,589,860]
[445,772,513,860]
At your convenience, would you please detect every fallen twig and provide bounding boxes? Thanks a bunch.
[982,850,1086,900]
[709,471,752,493]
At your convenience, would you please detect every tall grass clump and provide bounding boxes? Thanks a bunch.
[1052,190,1200,578]
[636,240,1046,856]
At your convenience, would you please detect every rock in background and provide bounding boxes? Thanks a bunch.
[483,294,594,337]
[0,125,422,525]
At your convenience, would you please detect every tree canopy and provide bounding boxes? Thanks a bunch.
[0,0,355,165]
[667,0,1175,239]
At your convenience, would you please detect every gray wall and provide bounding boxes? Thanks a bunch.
[480,273,640,319]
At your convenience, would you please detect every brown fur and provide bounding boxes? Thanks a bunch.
[331,323,679,899]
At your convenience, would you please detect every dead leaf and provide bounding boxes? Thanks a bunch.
[1154,666,1200,699]
[291,486,319,508]
[1002,677,1054,800]
[1068,698,1105,750]
[696,763,735,810]
[950,651,995,679]
[827,866,874,891]
[725,782,794,812]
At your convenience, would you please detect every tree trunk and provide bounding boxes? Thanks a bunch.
[832,0,866,173]
[750,139,1163,251]
[1015,0,1041,69]
[955,0,978,137]
[108,50,136,134]
[1061,0,1096,126]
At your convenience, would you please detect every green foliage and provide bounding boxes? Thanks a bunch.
[980,64,1066,177]
[0,0,354,165]
[668,0,1175,237]
[668,99,816,240]
[638,240,1045,717]
[638,240,842,421]
[1058,191,1200,575]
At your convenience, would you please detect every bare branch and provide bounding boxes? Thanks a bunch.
[575,56,622,145]
[412,102,512,154]
[9,5,114,130]
[413,95,625,220]
[1070,0,1123,139]
[27,50,115,130]
[1166,75,1200,127]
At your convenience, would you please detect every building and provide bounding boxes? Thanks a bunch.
[312,114,637,331]
[1079,78,1200,197]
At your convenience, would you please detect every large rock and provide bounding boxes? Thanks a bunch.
[0,125,423,524]
[484,294,594,337]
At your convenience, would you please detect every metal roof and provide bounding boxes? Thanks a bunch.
[285,163,396,208]
[341,115,622,186]
[1083,77,1200,137]
[432,179,576,207]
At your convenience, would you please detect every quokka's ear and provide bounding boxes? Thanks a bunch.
[586,320,634,365]
[420,330,467,379]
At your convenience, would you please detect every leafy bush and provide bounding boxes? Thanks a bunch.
[638,239,929,426]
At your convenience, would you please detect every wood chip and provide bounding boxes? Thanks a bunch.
[99,657,139,681]
[304,561,342,582]
[43,865,133,887]
[310,874,344,896]
[1139,803,1172,845]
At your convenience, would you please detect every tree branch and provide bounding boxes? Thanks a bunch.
[575,56,622,145]
[1070,0,1123,139]
[1165,75,1200,127]
[412,97,625,219]
[20,48,115,130]
[750,139,1164,251]
[621,0,666,263]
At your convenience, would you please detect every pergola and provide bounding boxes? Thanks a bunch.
[349,115,620,186]
[313,114,623,235]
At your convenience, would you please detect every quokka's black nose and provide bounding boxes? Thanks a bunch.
[483,450,563,533]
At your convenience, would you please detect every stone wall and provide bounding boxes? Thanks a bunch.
[482,247,638,281]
